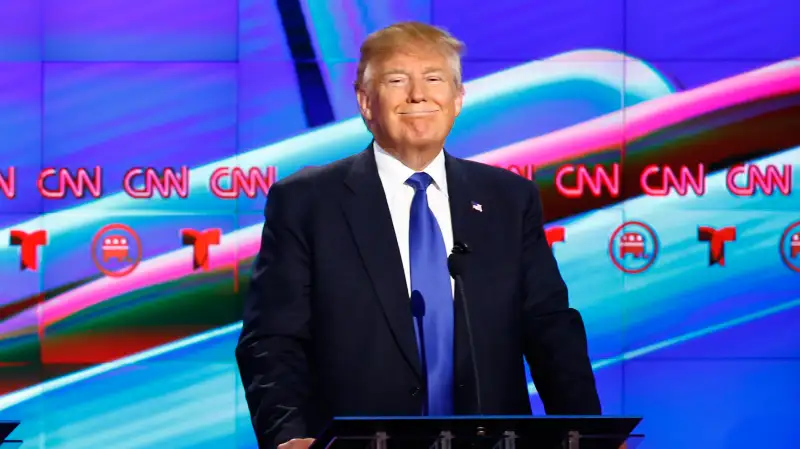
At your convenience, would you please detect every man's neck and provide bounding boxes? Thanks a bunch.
[375,140,442,171]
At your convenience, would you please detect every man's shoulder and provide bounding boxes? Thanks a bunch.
[455,157,537,197]
[270,151,362,195]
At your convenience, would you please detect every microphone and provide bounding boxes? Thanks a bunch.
[409,290,428,415]
[452,241,471,255]
[447,241,483,416]
[410,289,426,320]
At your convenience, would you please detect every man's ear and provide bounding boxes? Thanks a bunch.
[356,88,372,121]
[454,84,465,117]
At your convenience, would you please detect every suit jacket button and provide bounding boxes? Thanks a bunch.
[458,384,465,389]
[409,386,421,397]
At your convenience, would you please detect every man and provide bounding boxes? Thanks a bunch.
[236,21,601,449]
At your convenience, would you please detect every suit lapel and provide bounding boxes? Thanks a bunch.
[342,146,423,379]
[445,153,490,395]
[445,152,489,266]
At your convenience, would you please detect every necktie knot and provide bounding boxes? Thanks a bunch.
[406,172,434,192]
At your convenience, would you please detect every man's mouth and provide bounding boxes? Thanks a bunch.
[399,110,438,115]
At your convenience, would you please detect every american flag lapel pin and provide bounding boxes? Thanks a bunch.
[471,201,482,212]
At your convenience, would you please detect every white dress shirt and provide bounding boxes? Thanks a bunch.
[373,142,455,298]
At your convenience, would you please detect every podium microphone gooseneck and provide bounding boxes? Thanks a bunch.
[447,241,483,415]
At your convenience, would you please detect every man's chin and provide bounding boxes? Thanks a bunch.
[397,130,446,145]
[400,137,444,151]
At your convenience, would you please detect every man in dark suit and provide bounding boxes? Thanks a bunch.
[236,21,601,449]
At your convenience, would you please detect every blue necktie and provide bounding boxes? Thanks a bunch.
[406,172,454,416]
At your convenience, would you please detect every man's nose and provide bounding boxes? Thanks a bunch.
[407,80,425,102]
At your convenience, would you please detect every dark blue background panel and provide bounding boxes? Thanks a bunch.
[625,0,800,60]
[0,1,41,61]
[432,0,624,61]
[42,62,238,212]
[238,0,294,61]
[302,0,432,62]
[0,64,43,214]
[237,61,311,151]
[43,0,238,61]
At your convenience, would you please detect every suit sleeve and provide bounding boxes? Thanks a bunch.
[236,180,313,448]
[520,181,601,415]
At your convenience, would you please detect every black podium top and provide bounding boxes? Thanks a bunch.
[314,415,642,449]
[0,421,19,446]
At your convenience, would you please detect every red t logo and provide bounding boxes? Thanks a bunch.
[9,229,48,271]
[180,228,222,270]
[697,226,736,266]
[545,226,566,249]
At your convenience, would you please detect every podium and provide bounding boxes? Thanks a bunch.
[0,421,20,447]
[313,416,643,449]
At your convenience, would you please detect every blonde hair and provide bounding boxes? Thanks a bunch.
[355,21,465,91]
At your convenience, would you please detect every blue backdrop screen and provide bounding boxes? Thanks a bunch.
[0,0,798,448]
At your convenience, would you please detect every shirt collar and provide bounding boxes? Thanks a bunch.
[373,141,448,197]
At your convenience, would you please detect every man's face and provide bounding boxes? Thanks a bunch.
[358,48,464,150]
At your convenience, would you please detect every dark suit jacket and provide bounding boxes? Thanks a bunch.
[236,145,600,448]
